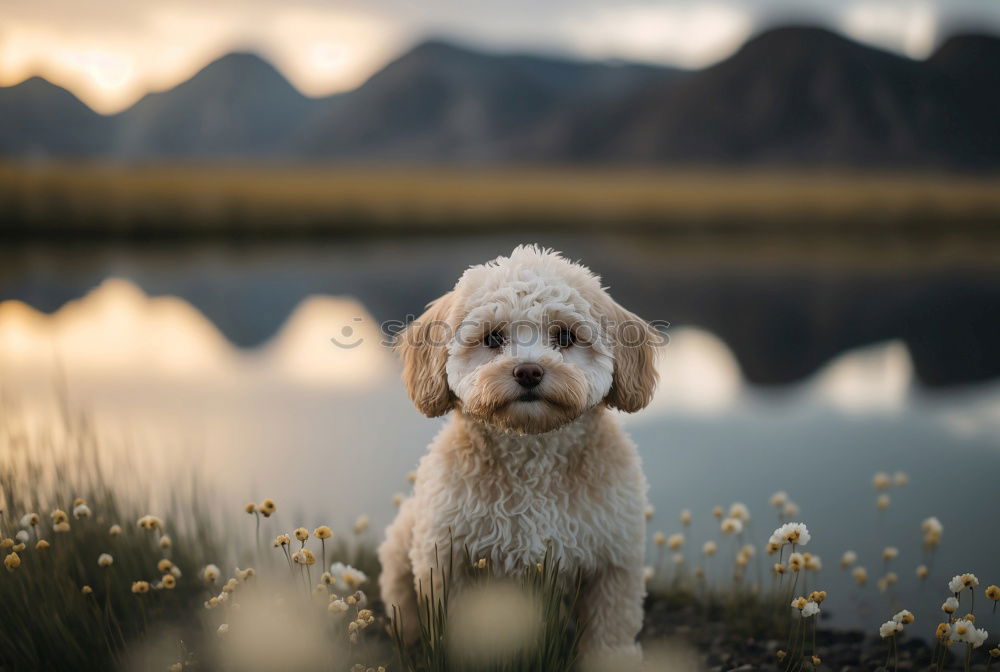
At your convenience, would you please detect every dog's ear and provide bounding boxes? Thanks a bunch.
[600,297,661,413]
[397,292,457,417]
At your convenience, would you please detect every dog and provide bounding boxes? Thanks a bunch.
[378,245,660,660]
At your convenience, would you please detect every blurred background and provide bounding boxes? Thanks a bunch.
[2,0,999,631]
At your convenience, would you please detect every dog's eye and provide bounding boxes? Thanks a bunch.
[554,329,575,349]
[483,331,505,349]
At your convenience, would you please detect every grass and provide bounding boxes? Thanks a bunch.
[2,400,998,671]
[2,161,1000,238]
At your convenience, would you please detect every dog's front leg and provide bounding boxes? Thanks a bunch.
[377,497,420,643]
[576,560,645,668]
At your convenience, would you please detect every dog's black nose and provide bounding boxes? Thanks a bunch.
[513,363,544,388]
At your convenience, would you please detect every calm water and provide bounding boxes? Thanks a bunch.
[2,235,999,630]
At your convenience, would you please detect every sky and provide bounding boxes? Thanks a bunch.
[2,0,999,114]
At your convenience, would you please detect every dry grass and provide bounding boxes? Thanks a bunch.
[2,161,1000,236]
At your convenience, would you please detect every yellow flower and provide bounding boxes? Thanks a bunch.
[882,547,898,562]
[644,504,654,521]
[809,591,827,604]
[81,585,93,595]
[653,532,666,547]
[322,572,334,585]
[916,565,929,580]
[773,563,786,575]
[51,509,68,525]
[245,503,256,514]
[4,552,20,571]
[258,499,276,517]
[222,578,238,593]
[791,596,807,609]
[776,650,787,661]
[169,664,183,672]
[711,505,723,518]
[12,543,25,552]
[294,527,309,542]
[204,597,219,609]
[109,524,123,536]
[667,533,684,551]
[876,494,890,511]
[162,574,176,589]
[407,471,417,484]
[314,526,333,540]
[392,493,405,508]
[157,559,173,573]
[131,581,150,594]
[274,534,290,547]
[98,553,114,567]
[236,567,255,581]
[986,585,1000,601]
[300,549,317,566]
[989,648,1000,659]
[680,509,692,526]
[54,521,71,533]
[35,539,50,550]
[159,535,171,549]
[852,567,868,586]
[811,656,821,666]
[73,497,85,507]
[353,515,369,534]
[476,558,487,569]
[0,539,12,549]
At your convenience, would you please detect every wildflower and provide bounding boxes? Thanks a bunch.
[728,502,750,522]
[476,558,487,569]
[766,541,781,554]
[274,534,290,548]
[914,565,929,580]
[81,585,93,595]
[236,567,255,581]
[679,509,691,526]
[882,547,898,562]
[720,517,742,535]
[294,527,309,542]
[985,585,1000,601]
[788,553,804,571]
[392,493,405,508]
[222,578,238,593]
[204,597,219,609]
[802,601,820,618]
[131,581,150,594]
[809,591,827,603]
[15,530,28,543]
[769,522,810,547]
[203,564,220,583]
[156,559,172,573]
[782,501,800,517]
[969,628,989,649]
[804,553,822,571]
[840,551,857,569]
[936,623,951,639]
[51,509,68,524]
[791,596,808,609]
[245,502,256,514]
[893,471,908,486]
[990,648,1000,659]
[811,656,821,666]
[170,566,182,578]
[54,521,70,533]
[217,624,229,637]
[773,563,786,575]
[943,597,959,614]
[322,571,335,585]
[644,504,654,521]
[353,515,369,534]
[711,505,723,518]
[703,541,717,556]
[258,499,276,517]
[853,567,868,586]
[312,584,327,597]
[20,513,40,527]
[35,539,49,550]
[961,573,979,589]
[893,610,914,625]
[12,543,24,552]
[673,553,684,566]
[109,524,122,536]
[876,494,890,511]
[921,517,943,547]
[770,491,788,508]
[329,599,348,613]
[137,515,162,530]
[536,563,544,573]
[776,650,787,661]
[162,574,176,589]
[2,538,14,549]
[98,553,114,567]
[169,664,182,672]
[159,535,171,549]
[694,567,704,579]
[880,620,903,638]
[330,562,368,589]
[300,549,317,565]
[653,532,666,547]
[873,472,891,490]
[407,471,417,484]
[73,504,91,519]
[4,552,20,571]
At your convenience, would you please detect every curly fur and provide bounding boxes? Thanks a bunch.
[380,245,660,662]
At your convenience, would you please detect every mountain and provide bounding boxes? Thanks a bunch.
[1,29,999,168]
[289,40,678,161]
[563,27,1000,168]
[0,77,114,156]
[111,53,322,157]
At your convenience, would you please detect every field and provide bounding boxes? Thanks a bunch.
[2,162,1000,238]
[2,403,998,672]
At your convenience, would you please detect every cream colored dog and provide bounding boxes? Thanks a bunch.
[378,245,660,659]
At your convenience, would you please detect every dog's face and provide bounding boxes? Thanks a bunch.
[397,246,660,434]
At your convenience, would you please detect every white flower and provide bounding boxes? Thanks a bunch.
[949,575,965,594]
[782,501,800,517]
[73,504,91,519]
[328,599,348,613]
[667,533,684,550]
[109,524,123,536]
[770,491,788,508]
[19,513,39,528]
[15,530,29,543]
[873,472,890,490]
[203,564,220,582]
[703,541,717,556]
[98,553,113,567]
[802,601,820,618]
[644,504,655,521]
[942,596,959,614]
[642,566,654,582]
[769,522,811,547]
[880,621,903,638]
[720,517,743,535]
[728,502,750,522]
[952,619,975,643]
[892,610,914,624]
[217,624,229,637]
[840,551,857,568]
[329,562,368,589]
[969,627,989,649]
[679,509,692,526]
[921,517,942,534]
[893,471,909,486]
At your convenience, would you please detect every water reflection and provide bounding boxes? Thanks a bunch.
[1,279,998,629]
